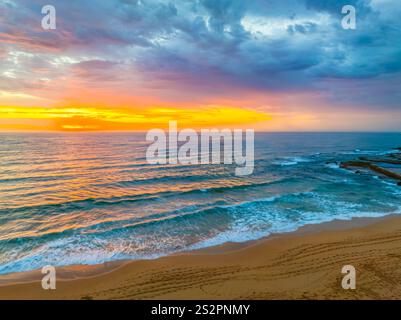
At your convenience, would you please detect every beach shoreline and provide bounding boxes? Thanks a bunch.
[1,213,401,299]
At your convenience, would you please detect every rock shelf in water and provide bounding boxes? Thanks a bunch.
[340,149,401,185]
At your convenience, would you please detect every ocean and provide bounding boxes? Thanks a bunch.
[0,132,400,275]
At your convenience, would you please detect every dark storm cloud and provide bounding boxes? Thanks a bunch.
[1,0,400,109]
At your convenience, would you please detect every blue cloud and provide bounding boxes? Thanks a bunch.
[1,0,400,110]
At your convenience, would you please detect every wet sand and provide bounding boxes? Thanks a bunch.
[1,215,401,299]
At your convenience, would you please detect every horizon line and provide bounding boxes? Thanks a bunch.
[0,130,400,134]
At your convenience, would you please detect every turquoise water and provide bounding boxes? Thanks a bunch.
[0,132,400,274]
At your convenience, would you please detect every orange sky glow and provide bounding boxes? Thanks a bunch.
[0,105,272,131]
[1,1,400,132]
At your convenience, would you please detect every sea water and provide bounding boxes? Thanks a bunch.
[0,132,400,274]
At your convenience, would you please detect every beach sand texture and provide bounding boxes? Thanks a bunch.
[1,215,401,300]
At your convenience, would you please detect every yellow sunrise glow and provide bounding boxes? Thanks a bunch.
[0,105,271,131]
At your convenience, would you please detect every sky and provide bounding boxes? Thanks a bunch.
[0,0,400,131]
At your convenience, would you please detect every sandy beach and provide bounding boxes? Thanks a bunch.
[1,215,401,300]
[2,0,401,306]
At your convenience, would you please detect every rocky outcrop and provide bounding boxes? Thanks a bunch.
[358,157,401,165]
[341,149,401,184]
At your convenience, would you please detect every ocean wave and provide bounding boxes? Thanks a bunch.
[2,133,401,275]
[0,177,285,214]
[324,162,352,174]
[272,156,312,166]
[1,190,400,275]
[325,162,340,170]
[340,149,396,156]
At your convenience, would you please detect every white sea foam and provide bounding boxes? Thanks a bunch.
[2,133,401,275]
[273,156,312,166]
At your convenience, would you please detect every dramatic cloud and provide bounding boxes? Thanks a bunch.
[0,0,400,130]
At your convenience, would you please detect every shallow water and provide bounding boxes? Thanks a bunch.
[0,132,400,274]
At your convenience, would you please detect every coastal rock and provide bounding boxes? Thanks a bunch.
[341,149,401,185]
[358,156,401,165]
